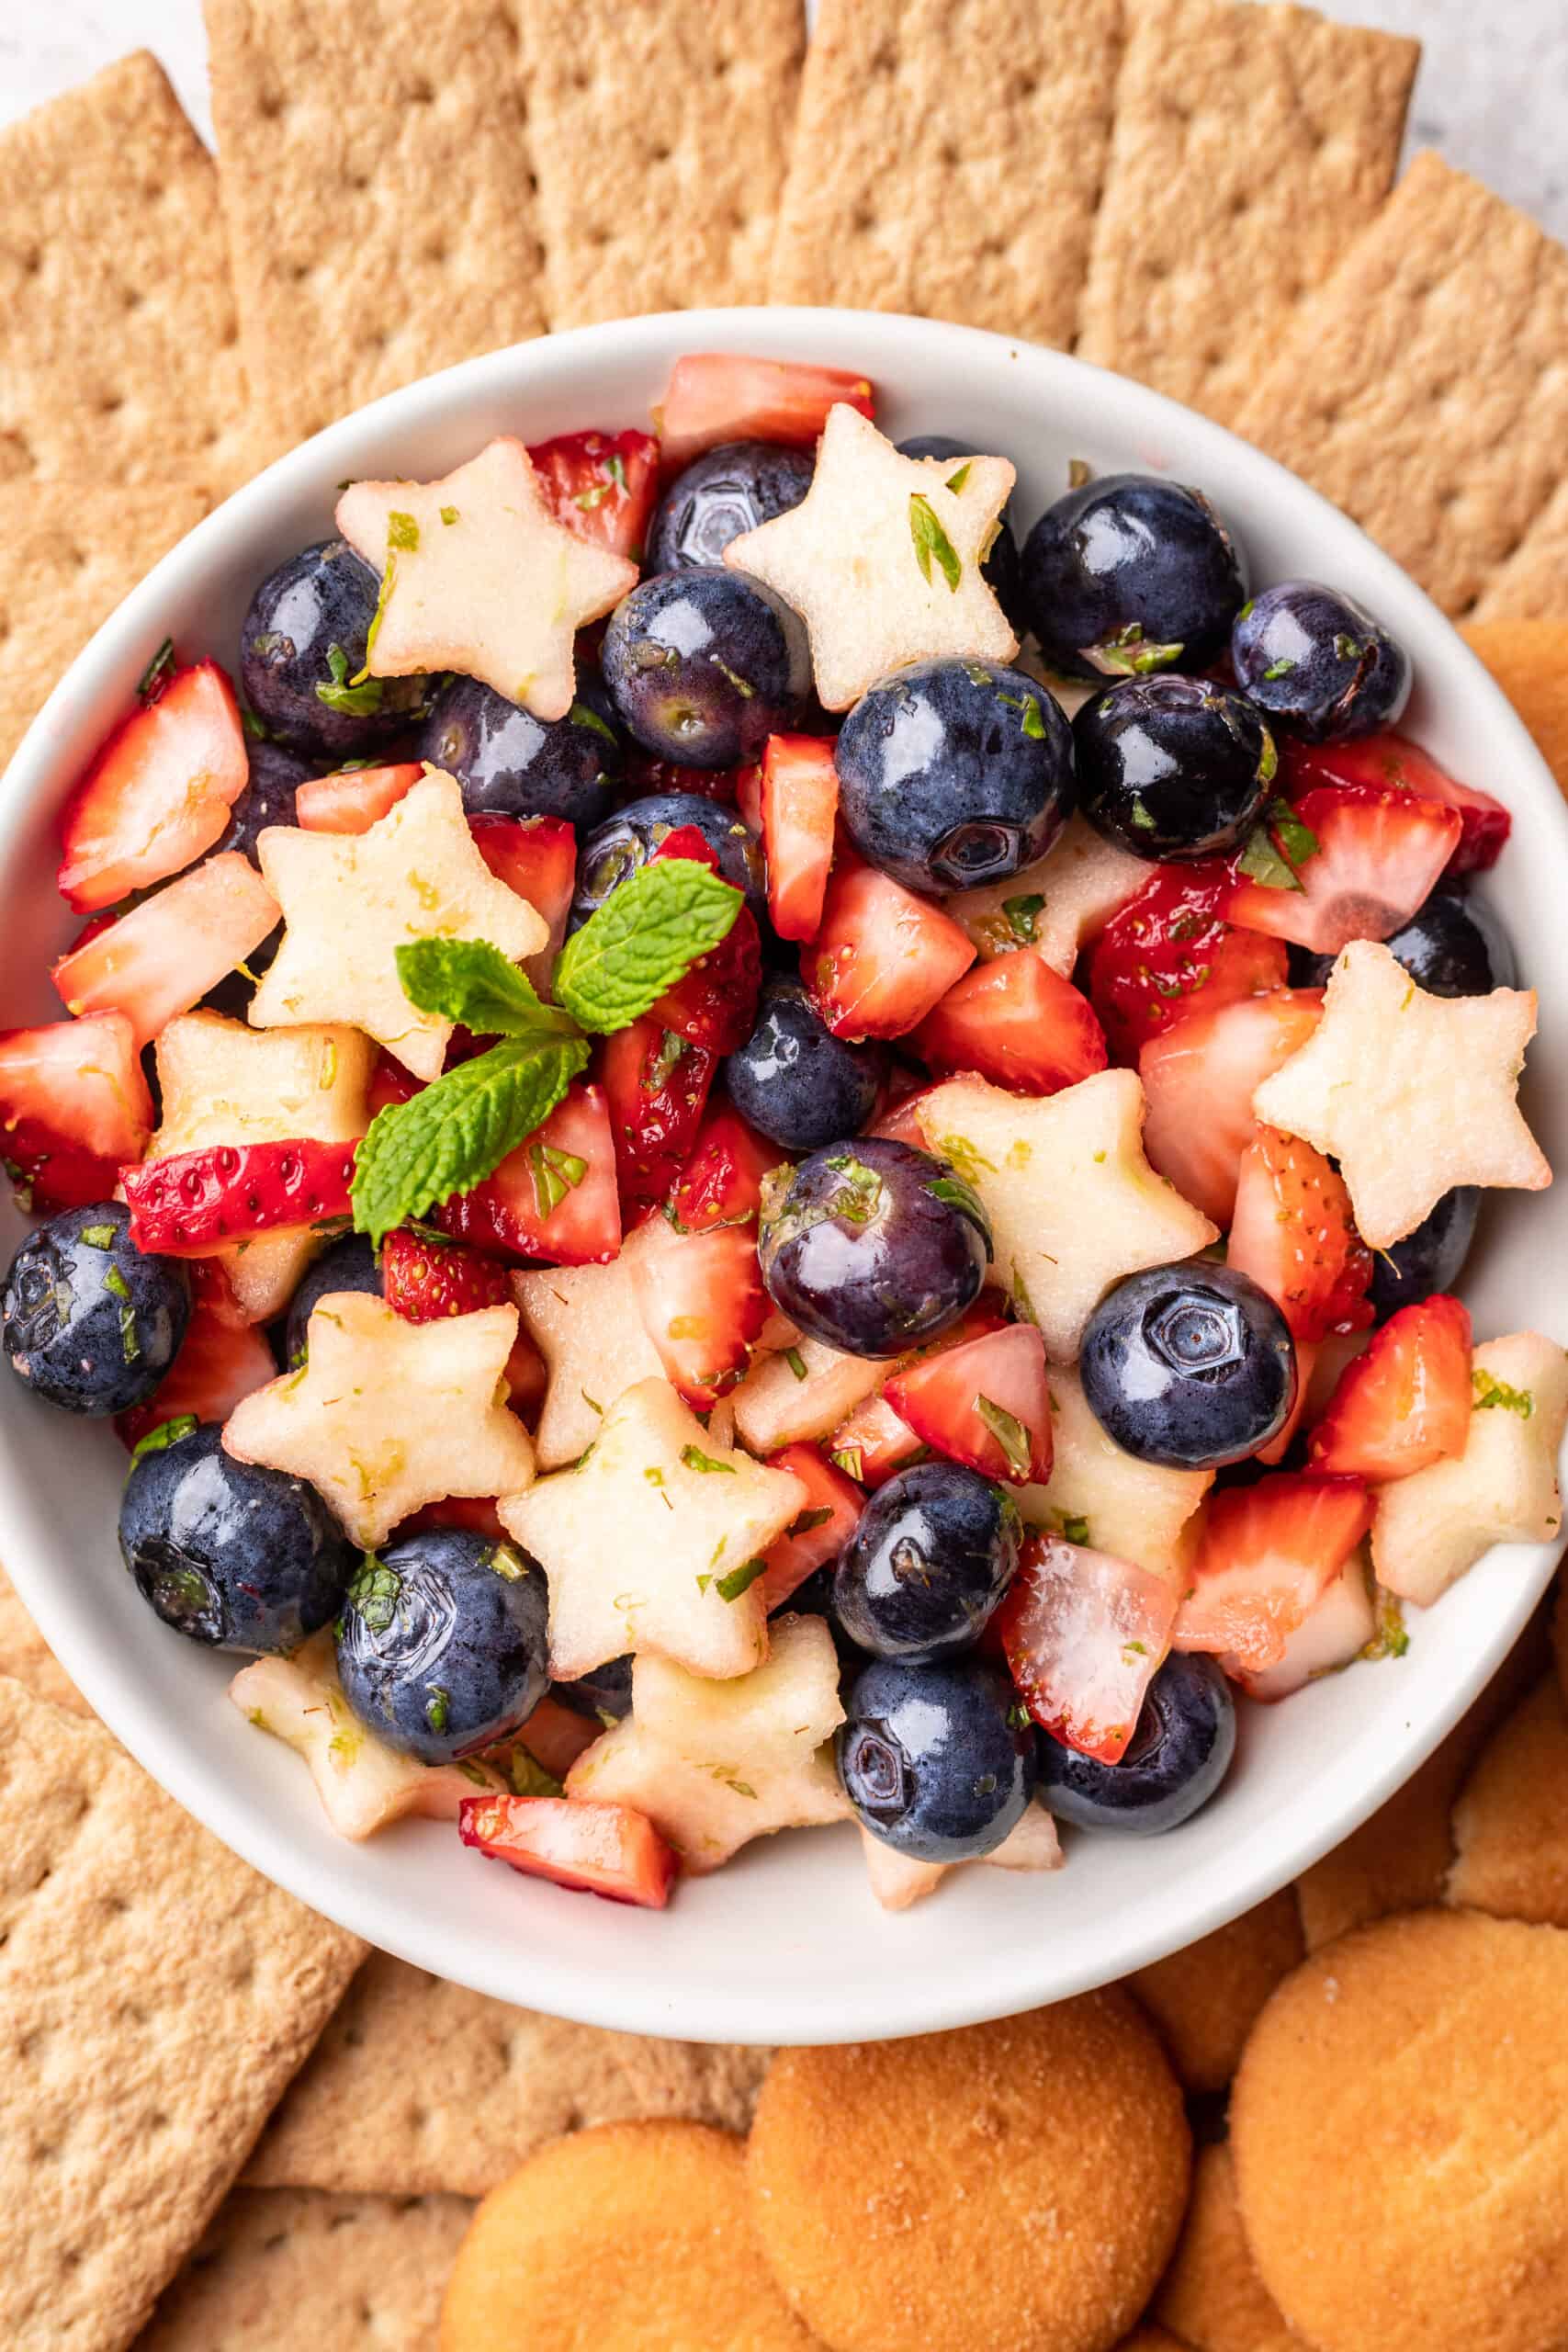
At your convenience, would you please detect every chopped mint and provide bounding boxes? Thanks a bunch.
[424,1686,450,1733]
[439,505,459,526]
[786,1505,835,1539]
[386,511,421,554]
[347,1554,402,1633]
[136,637,176,702]
[486,1542,529,1582]
[908,492,962,594]
[976,1394,1031,1478]
[784,1346,807,1382]
[944,461,972,493]
[715,1555,766,1603]
[933,1132,997,1185]
[1472,1368,1534,1417]
[130,1413,199,1464]
[78,1223,118,1250]
[1334,633,1364,662]
[316,640,385,718]
[509,1747,563,1798]
[1262,658,1295,680]
[829,1445,864,1483]
[529,1140,587,1220]
[102,1263,138,1363]
[681,1443,735,1476]
[569,698,619,746]
[1002,892,1044,944]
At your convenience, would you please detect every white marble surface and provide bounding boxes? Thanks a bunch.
[0,0,1562,239]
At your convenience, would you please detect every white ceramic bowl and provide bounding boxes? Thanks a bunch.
[3,310,1564,2047]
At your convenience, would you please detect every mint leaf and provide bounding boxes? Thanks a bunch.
[908,492,962,593]
[554,856,741,1035]
[316,641,385,718]
[715,1556,766,1602]
[130,1413,199,1464]
[350,1035,590,1245]
[394,937,576,1041]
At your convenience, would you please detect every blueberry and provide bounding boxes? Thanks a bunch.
[834,658,1077,896]
[647,441,816,572]
[240,539,429,757]
[1080,1262,1297,1470]
[1035,1651,1235,1834]
[725,977,885,1151]
[1073,674,1277,862]
[219,741,314,864]
[601,569,811,767]
[283,1233,383,1369]
[1232,582,1411,742]
[1021,472,1247,681]
[551,1655,633,1725]
[898,435,1026,627]
[1291,887,1517,1000]
[1370,1186,1480,1319]
[420,673,624,829]
[3,1204,190,1417]
[335,1528,549,1765]
[831,1462,1021,1662]
[570,790,766,931]
[118,1421,352,1653]
[838,1655,1036,1860]
[759,1137,990,1360]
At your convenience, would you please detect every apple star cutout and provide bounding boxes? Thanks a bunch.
[335,436,637,721]
[860,1805,1064,1912]
[565,1612,850,1871]
[511,1222,670,1470]
[724,402,1020,710]
[948,813,1150,977]
[914,1069,1219,1363]
[248,771,547,1080]
[499,1376,808,1682]
[1251,940,1551,1249]
[224,1291,536,1549]
[1018,1362,1212,1577]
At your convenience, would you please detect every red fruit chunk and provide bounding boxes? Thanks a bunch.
[760,733,839,943]
[886,1322,1053,1486]
[1280,731,1509,876]
[626,752,741,807]
[758,1442,865,1612]
[1173,1472,1373,1673]
[599,1017,716,1213]
[1309,1295,1473,1483]
[652,905,762,1057]
[395,1495,509,1544]
[294,762,423,836]
[57,661,249,912]
[1139,987,1324,1227]
[629,1221,768,1408]
[916,954,1108,1097]
[997,1531,1178,1765]
[829,1389,922,1489]
[116,1261,275,1450]
[123,1137,357,1257]
[458,1793,676,1909]
[736,763,763,832]
[511,1694,601,1780]
[0,1012,152,1209]
[436,1080,621,1266]
[526,428,660,560]
[1223,785,1461,956]
[669,1101,781,1231]
[468,812,578,970]
[51,854,281,1049]
[806,856,976,1041]
[654,354,873,469]
[382,1228,512,1322]
[1088,865,1288,1063]
[1228,1125,1374,1342]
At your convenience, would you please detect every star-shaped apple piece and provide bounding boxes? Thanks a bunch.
[948,813,1149,977]
[1253,939,1551,1249]
[860,1805,1064,1912]
[1018,1362,1212,1577]
[565,1612,850,1871]
[724,403,1019,710]
[914,1070,1218,1362]
[224,1291,536,1548]
[500,1376,807,1681]
[512,1221,670,1471]
[248,772,547,1080]
[335,437,637,722]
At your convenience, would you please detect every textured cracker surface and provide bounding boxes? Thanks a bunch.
[1155,2142,1302,2352]
[1129,1887,1304,2094]
[1470,480,1568,621]
[0,1562,89,1717]
[1446,1677,1568,1926]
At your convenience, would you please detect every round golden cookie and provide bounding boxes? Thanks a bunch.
[1155,2142,1298,2352]
[1114,2333,1186,2352]
[440,2120,824,2352]
[1233,1910,1568,2352]
[748,1997,1190,2352]
[1130,1888,1303,2093]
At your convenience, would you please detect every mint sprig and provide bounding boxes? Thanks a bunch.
[351,1035,588,1244]
[394,938,576,1041]
[554,855,741,1035]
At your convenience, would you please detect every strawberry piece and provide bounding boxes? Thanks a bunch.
[0,1012,152,1210]
[123,1137,357,1256]
[642,827,763,1055]
[458,1792,676,1908]
[599,1018,716,1213]
[915,954,1108,1097]
[1280,731,1509,876]
[760,733,839,942]
[1139,987,1325,1226]
[436,1080,622,1265]
[116,1261,276,1450]
[736,763,763,832]
[1309,1295,1473,1482]
[1173,1471,1374,1673]
[628,1221,768,1408]
[806,855,976,1041]
[511,1693,602,1779]
[51,854,281,1049]
[1228,1125,1375,1341]
[669,1101,781,1230]
[56,661,249,911]
[829,1389,923,1489]
[367,1051,421,1119]
[871,1081,944,1148]
[758,1442,865,1611]
[626,752,742,807]
[525,428,660,560]
[382,1227,512,1321]
[1258,1337,1317,1467]
[1088,865,1289,1063]
[997,1531,1179,1764]
[468,813,577,976]
[1223,785,1462,955]
[886,1323,1052,1486]
[654,353,874,469]
[294,763,423,835]
[395,1495,509,1544]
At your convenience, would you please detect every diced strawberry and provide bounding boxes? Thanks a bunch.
[599,1018,716,1213]
[1223,785,1462,955]
[468,814,578,984]
[829,1390,923,1489]
[736,763,763,832]
[915,955,1108,1097]
[436,1080,622,1266]
[367,1052,421,1119]
[760,734,839,943]
[56,661,249,911]
[806,856,976,1041]
[886,1323,1052,1486]
[871,1082,943,1148]
[395,1495,509,1544]
[997,1532,1179,1764]
[1280,732,1509,876]
[1228,1125,1374,1341]
[758,1443,865,1611]
[526,428,660,560]
[512,1693,601,1779]
[1309,1295,1473,1482]
[640,826,762,1054]
[458,1792,676,1909]
[504,1325,548,1416]
[123,1137,357,1256]
[1173,1472,1373,1673]
[294,763,423,835]
[382,1228,512,1321]
[1088,865,1289,1063]
[1257,1338,1317,1467]
[0,1012,153,1216]
[51,854,280,1049]
[669,1101,781,1231]
[1227,1556,1378,1702]
[1138,988,1325,1226]
[628,1221,767,1408]
[116,1260,276,1450]
[653,354,874,469]
[626,752,742,807]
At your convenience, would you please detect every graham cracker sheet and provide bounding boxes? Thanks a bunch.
[1468,480,1568,623]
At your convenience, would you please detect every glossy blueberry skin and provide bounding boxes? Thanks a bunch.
[3,1203,190,1417]
[240,539,426,758]
[570,789,766,930]
[838,1655,1036,1861]
[283,1233,383,1368]
[118,1421,352,1653]
[1036,1651,1235,1835]
[1073,674,1277,862]
[601,569,812,768]
[1292,887,1517,1000]
[758,1137,991,1360]
[898,434,1026,627]
[647,441,816,573]
[725,977,885,1152]
[335,1528,549,1766]
[550,1655,633,1724]
[420,673,624,829]
[1021,472,1247,682]
[1370,1185,1481,1319]
[219,741,314,864]
[835,659,1077,896]
[1232,581,1411,743]
[1081,1261,1297,1470]
[831,1462,1021,1662]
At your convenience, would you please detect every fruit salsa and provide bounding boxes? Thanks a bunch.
[3,351,1562,1915]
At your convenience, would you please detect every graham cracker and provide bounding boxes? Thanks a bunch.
[204,0,547,448]
[0,54,262,494]
[1469,481,1568,622]
[1075,0,1417,426]
[0,1562,87,1718]
[767,0,1125,348]
[134,2187,472,2350]
[0,483,213,771]
[1235,153,1568,617]
[0,1675,364,2350]
[243,1946,770,2197]
[515,0,806,328]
